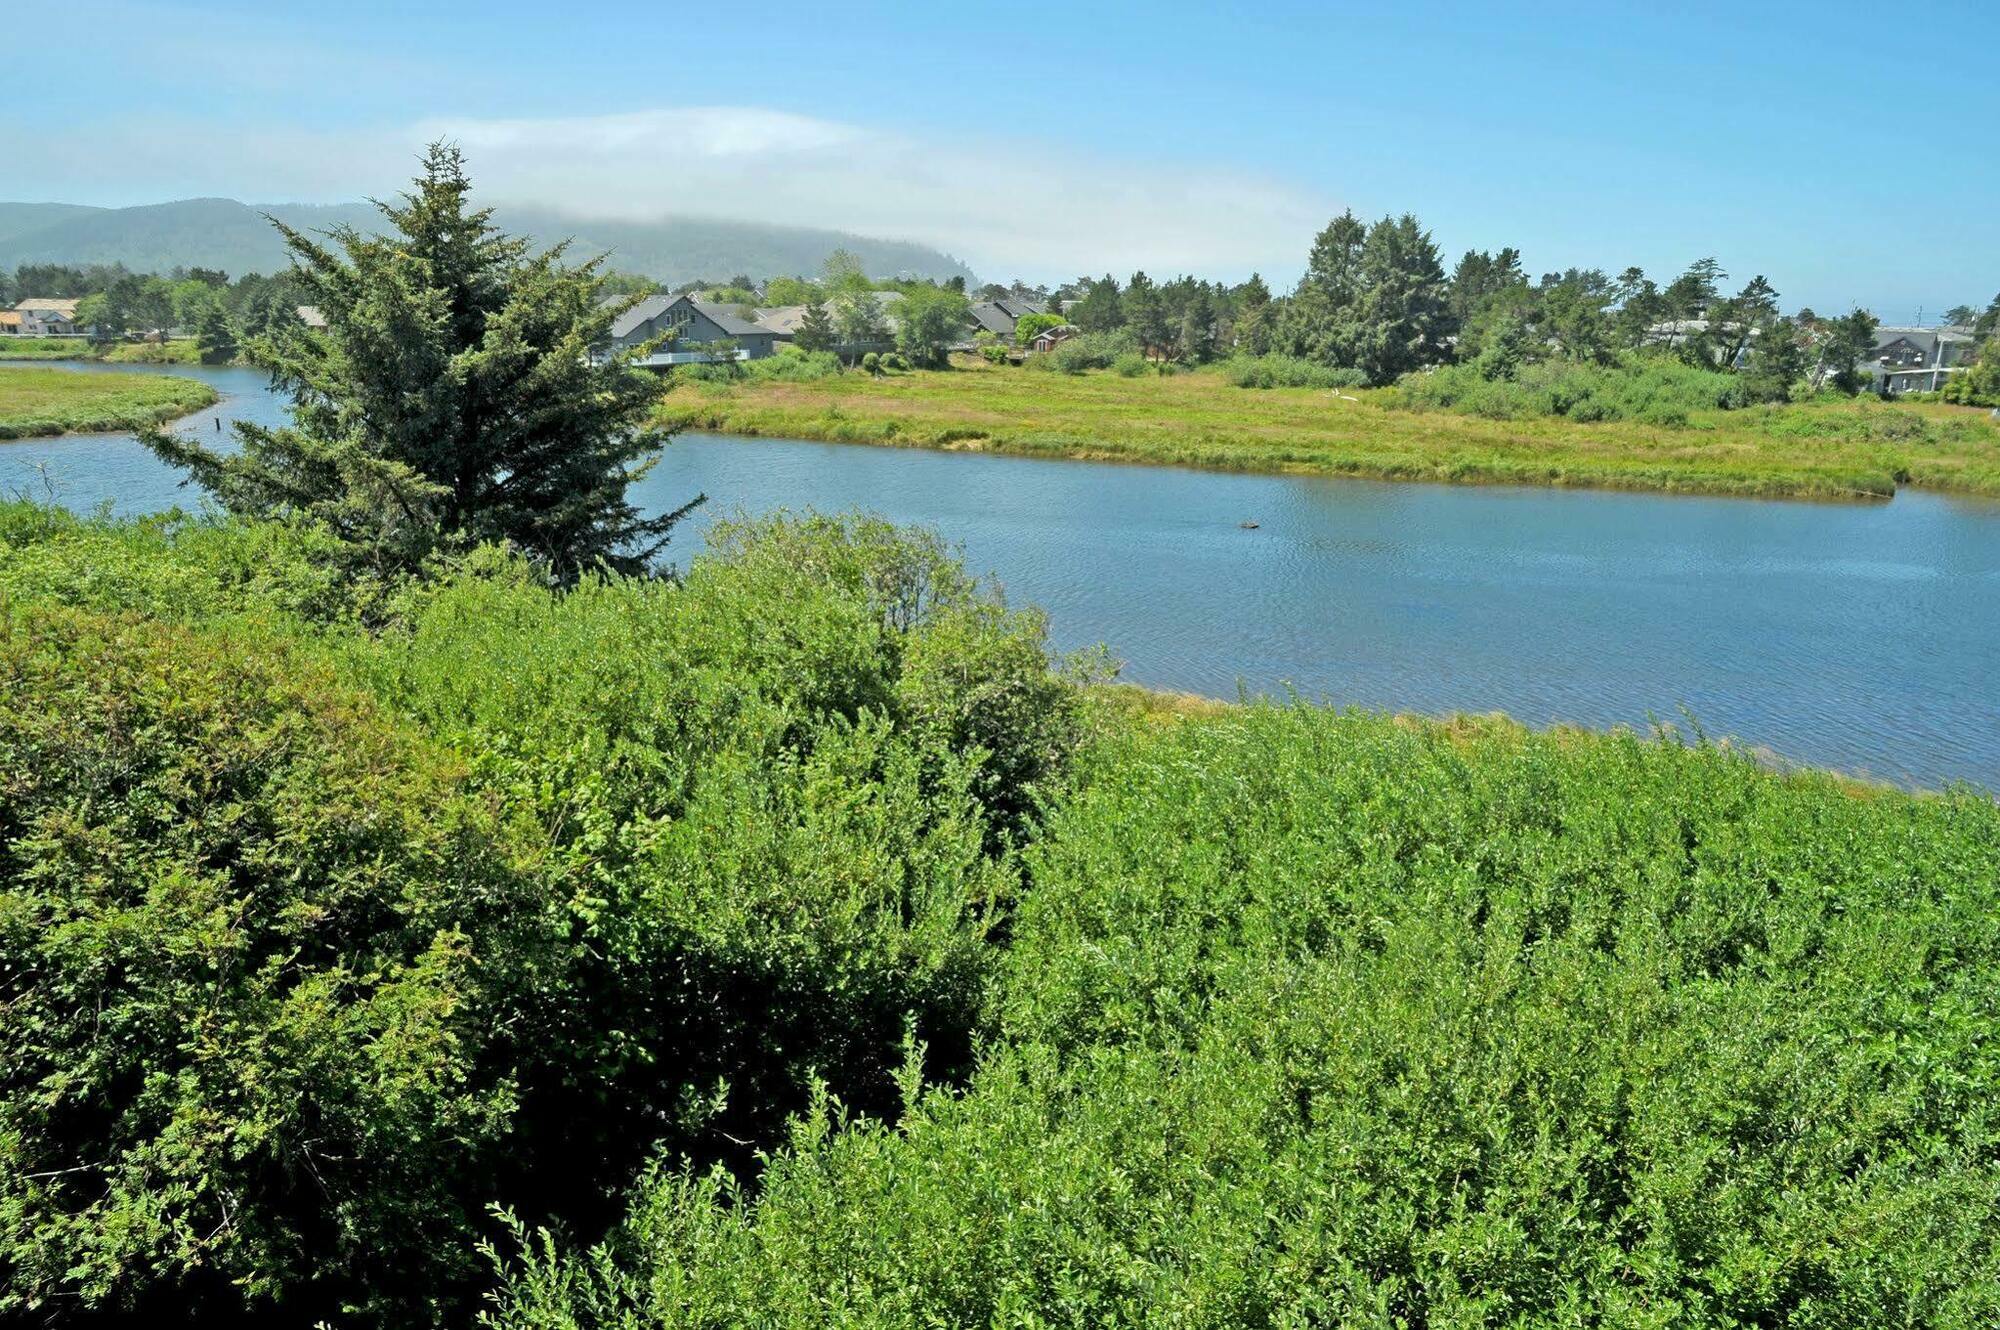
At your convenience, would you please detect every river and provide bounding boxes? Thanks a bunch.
[5,359,1999,788]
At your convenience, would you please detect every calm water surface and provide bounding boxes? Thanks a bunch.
[7,360,1999,788]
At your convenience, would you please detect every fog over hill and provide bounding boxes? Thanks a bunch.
[0,197,979,286]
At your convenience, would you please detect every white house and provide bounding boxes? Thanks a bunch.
[14,297,81,336]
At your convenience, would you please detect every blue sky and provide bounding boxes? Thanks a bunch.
[8,0,1995,317]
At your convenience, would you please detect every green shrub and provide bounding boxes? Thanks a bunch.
[0,507,1087,1326]
[1225,354,1369,390]
[1397,355,1747,424]
[0,606,554,1323]
[490,707,2000,1328]
[1112,352,1148,377]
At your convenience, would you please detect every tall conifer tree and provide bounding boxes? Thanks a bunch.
[146,143,697,580]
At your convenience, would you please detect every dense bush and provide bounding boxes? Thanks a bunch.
[1225,353,1370,390]
[1028,329,1139,375]
[1397,356,1748,425]
[675,346,844,385]
[491,707,2000,1328]
[0,507,1084,1326]
[1112,351,1149,377]
[0,606,553,1322]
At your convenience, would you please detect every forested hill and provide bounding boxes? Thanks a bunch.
[0,198,979,286]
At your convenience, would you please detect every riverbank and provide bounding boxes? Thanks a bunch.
[0,337,212,365]
[0,365,218,439]
[656,361,2000,500]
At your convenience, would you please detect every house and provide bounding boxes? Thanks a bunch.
[14,297,81,336]
[296,305,329,330]
[599,294,788,367]
[0,311,21,335]
[754,291,902,355]
[1029,323,1080,353]
[967,298,1045,341]
[1865,326,1975,395]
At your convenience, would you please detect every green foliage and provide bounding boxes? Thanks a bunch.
[795,295,836,354]
[194,301,237,364]
[1397,355,1750,425]
[490,706,2000,1328]
[1112,352,1149,377]
[0,366,216,440]
[892,285,972,368]
[1942,334,2000,406]
[1225,354,1369,390]
[1277,211,1454,385]
[0,506,1086,1326]
[142,143,689,582]
[861,350,882,376]
[0,606,552,1323]
[1013,311,1066,347]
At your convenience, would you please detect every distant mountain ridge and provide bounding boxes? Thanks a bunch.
[0,197,978,286]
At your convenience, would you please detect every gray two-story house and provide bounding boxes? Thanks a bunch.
[1866,326,1975,395]
[600,294,787,367]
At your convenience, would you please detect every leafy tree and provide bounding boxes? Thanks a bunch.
[894,284,972,367]
[195,301,238,364]
[1013,311,1066,347]
[861,350,882,376]
[763,275,821,307]
[73,291,121,343]
[834,287,889,359]
[821,248,869,293]
[145,142,693,581]
[795,295,836,354]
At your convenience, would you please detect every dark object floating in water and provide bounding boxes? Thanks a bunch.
[1239,520,1260,529]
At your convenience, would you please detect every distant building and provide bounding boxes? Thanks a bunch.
[755,291,902,355]
[599,294,787,367]
[1865,326,1975,395]
[967,298,1046,341]
[0,311,21,335]
[1029,323,1080,353]
[13,297,81,336]
[296,305,329,330]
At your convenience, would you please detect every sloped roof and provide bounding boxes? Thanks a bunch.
[295,305,328,329]
[609,294,675,339]
[685,299,770,338]
[14,296,80,314]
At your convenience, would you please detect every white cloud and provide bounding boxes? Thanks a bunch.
[422,107,1334,281]
[2,105,1338,282]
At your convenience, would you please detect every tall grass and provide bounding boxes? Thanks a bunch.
[0,366,217,438]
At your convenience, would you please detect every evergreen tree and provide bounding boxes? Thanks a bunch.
[1176,285,1217,363]
[145,142,696,581]
[1740,316,1807,403]
[1123,271,1170,357]
[796,295,835,353]
[1233,272,1273,355]
[1349,213,1453,384]
[195,301,238,365]
[1070,274,1124,332]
